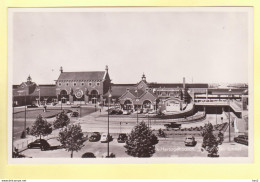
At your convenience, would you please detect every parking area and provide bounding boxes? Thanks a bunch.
[21,135,248,158]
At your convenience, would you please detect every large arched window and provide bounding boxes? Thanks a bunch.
[90,90,99,104]
[143,100,152,109]
[124,99,133,110]
[60,90,69,103]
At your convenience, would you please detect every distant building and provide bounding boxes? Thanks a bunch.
[13,75,56,106]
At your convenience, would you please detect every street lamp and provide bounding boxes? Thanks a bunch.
[136,98,139,124]
[135,89,139,124]
[228,89,232,142]
[56,88,62,111]
[80,100,82,118]
[107,92,112,157]
[94,97,97,112]
[17,90,26,138]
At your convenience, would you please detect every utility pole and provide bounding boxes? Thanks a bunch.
[107,93,111,157]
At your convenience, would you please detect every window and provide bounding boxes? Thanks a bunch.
[73,82,77,86]
[89,82,92,86]
[81,82,84,86]
[66,83,69,86]
[58,82,62,86]
[96,82,100,86]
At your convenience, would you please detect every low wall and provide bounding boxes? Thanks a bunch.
[157,104,195,119]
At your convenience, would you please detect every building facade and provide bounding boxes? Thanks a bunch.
[55,66,111,104]
[13,66,248,114]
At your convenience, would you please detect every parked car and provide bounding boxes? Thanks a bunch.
[27,104,38,108]
[123,110,130,115]
[234,135,248,145]
[27,139,50,151]
[89,132,101,142]
[184,135,197,146]
[164,122,182,129]
[81,152,96,158]
[137,109,143,114]
[70,111,79,117]
[148,110,156,114]
[100,133,113,143]
[117,133,128,143]
[71,104,80,108]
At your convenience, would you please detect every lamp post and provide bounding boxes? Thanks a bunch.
[12,96,15,155]
[18,90,26,138]
[94,97,97,112]
[107,93,112,157]
[80,100,82,118]
[56,88,62,110]
[136,98,139,124]
[135,89,139,124]
[228,89,232,142]
[61,97,64,111]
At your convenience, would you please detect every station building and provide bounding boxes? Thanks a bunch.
[13,65,248,114]
[55,66,111,104]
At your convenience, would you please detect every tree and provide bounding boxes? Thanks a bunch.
[124,121,158,157]
[30,114,52,139]
[58,124,85,158]
[53,111,70,129]
[201,123,224,157]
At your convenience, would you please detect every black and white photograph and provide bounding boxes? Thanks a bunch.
[8,7,253,163]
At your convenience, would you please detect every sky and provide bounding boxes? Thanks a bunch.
[10,8,252,85]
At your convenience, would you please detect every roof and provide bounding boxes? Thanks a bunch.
[147,83,208,88]
[30,85,56,97]
[13,84,56,97]
[129,89,145,97]
[57,71,106,81]
[105,84,136,98]
[208,88,247,95]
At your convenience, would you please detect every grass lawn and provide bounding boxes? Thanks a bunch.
[13,107,96,140]
[13,108,71,119]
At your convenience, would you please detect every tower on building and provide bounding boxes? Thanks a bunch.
[142,73,146,82]
[60,66,63,73]
[27,75,32,83]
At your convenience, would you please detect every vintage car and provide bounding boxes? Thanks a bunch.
[70,111,79,117]
[123,110,131,115]
[164,122,182,129]
[234,135,248,145]
[100,133,113,143]
[89,132,101,142]
[117,133,128,143]
[27,139,50,151]
[71,104,81,108]
[81,152,96,158]
[184,135,197,147]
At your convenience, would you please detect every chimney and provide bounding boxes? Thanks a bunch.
[60,66,63,73]
[183,77,186,88]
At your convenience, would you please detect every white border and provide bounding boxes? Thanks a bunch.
[7,7,254,164]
